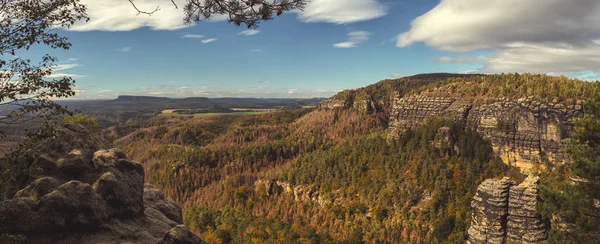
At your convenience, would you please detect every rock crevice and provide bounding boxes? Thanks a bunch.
[467,175,547,244]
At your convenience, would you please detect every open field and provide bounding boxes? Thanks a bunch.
[159,111,269,118]
[230,108,277,112]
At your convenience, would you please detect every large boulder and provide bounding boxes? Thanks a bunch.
[0,123,205,243]
[159,225,208,244]
[144,184,183,224]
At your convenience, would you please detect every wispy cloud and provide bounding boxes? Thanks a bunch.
[47,73,87,78]
[333,31,370,48]
[238,29,260,36]
[47,63,85,78]
[250,49,263,52]
[118,47,131,52]
[201,38,218,44]
[53,63,81,71]
[298,0,387,24]
[433,56,487,64]
[182,34,204,39]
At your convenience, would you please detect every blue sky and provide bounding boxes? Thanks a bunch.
[26,0,600,99]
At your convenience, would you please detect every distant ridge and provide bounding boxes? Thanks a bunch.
[115,95,208,103]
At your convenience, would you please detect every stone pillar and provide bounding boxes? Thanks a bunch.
[507,176,548,243]
[467,177,513,244]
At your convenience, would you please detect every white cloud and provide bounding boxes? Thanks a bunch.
[238,30,260,36]
[482,43,600,73]
[68,0,385,31]
[53,63,81,71]
[182,34,204,39]
[333,31,370,48]
[288,89,297,94]
[433,56,487,64]
[298,0,387,24]
[47,73,87,78]
[118,47,131,52]
[333,42,355,48]
[71,0,186,31]
[47,63,85,78]
[70,0,228,31]
[201,38,218,44]
[397,0,600,75]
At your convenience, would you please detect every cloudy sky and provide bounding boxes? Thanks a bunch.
[26,0,600,99]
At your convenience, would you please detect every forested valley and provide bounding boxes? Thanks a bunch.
[103,73,600,243]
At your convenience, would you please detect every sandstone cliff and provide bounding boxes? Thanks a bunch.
[321,74,591,172]
[0,124,206,244]
[467,176,547,244]
[388,94,581,172]
[255,179,348,207]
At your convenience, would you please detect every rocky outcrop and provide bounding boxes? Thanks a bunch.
[255,180,346,207]
[507,176,547,243]
[467,176,547,244]
[467,177,513,244]
[0,124,206,244]
[319,98,346,109]
[388,94,582,172]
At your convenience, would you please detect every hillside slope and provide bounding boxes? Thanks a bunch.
[110,73,598,243]
[322,73,598,172]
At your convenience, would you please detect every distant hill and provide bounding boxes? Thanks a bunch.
[115,95,174,103]
[54,96,325,125]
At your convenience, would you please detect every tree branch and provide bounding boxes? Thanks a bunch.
[127,0,160,15]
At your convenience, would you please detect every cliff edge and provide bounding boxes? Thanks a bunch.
[0,123,206,244]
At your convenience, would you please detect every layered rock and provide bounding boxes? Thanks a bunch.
[387,94,582,172]
[255,180,346,207]
[319,99,346,109]
[0,124,206,244]
[467,177,513,244]
[467,176,547,244]
[507,176,547,243]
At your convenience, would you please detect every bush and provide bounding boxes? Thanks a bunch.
[64,114,99,131]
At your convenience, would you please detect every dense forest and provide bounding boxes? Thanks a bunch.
[101,73,598,243]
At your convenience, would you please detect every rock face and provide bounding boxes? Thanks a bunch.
[0,124,206,244]
[467,176,547,244]
[387,95,582,172]
[506,176,547,243]
[467,177,513,244]
[319,98,347,109]
[255,180,346,207]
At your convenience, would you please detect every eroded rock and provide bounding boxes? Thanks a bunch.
[507,176,547,243]
[387,94,581,172]
[467,176,548,244]
[0,123,205,243]
[467,177,513,244]
[159,225,208,244]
